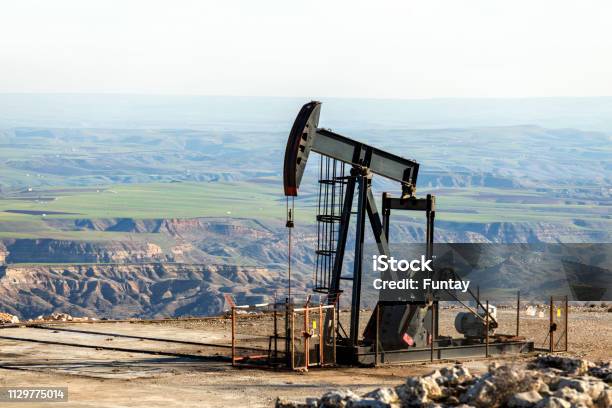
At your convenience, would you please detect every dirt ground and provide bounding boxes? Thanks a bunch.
[0,308,610,407]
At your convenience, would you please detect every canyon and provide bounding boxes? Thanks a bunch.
[1,216,605,319]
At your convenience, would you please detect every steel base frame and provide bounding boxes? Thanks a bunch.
[337,339,535,366]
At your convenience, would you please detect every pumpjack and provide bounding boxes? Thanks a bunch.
[283,101,534,365]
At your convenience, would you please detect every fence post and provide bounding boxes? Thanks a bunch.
[231,307,236,366]
[273,302,278,364]
[304,306,309,370]
[291,309,295,369]
[375,304,380,366]
[319,304,323,366]
[285,299,291,367]
[565,295,569,352]
[549,296,554,353]
[332,305,337,365]
[516,290,520,337]
[430,304,435,362]
[485,300,489,358]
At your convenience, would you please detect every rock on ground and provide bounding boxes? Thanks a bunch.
[0,312,19,323]
[276,355,612,408]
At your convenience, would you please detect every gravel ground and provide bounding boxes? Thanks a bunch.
[0,308,609,407]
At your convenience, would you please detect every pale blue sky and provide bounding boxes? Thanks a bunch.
[1,0,610,98]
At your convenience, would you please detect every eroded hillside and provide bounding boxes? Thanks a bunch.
[0,215,608,319]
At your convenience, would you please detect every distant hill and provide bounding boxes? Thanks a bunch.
[1,94,612,132]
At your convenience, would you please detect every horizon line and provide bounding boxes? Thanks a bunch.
[1,92,612,102]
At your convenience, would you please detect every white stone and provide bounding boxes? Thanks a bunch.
[320,390,359,408]
[555,377,605,400]
[362,388,399,405]
[553,387,593,407]
[508,390,544,407]
[534,396,571,408]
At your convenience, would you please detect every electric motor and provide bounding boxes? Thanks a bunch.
[455,305,497,339]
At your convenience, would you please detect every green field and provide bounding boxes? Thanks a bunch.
[0,181,288,240]
[0,182,285,220]
[0,181,607,240]
[0,181,598,223]
[0,122,609,242]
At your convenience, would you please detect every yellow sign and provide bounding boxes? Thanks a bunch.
[312,320,317,329]
[557,308,561,318]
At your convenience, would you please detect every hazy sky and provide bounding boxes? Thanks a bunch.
[1,0,610,98]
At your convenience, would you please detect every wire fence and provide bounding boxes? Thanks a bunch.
[231,302,336,370]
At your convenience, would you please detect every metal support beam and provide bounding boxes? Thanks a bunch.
[312,129,418,188]
[381,192,390,241]
[350,175,368,347]
[366,187,390,257]
[385,197,430,211]
[425,194,436,260]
